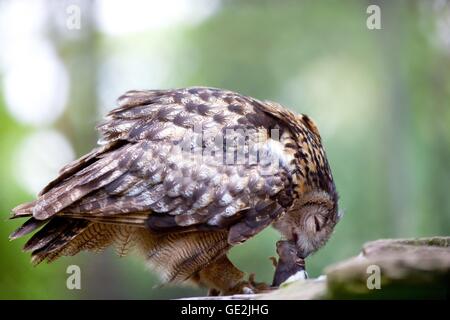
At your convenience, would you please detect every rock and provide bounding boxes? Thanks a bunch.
[258,276,327,300]
[325,236,450,299]
[182,236,450,300]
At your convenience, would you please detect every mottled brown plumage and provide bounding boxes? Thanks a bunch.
[10,87,339,294]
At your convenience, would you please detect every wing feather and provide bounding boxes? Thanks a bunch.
[11,87,297,248]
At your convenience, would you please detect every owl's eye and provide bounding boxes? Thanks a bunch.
[304,209,326,233]
[313,215,322,232]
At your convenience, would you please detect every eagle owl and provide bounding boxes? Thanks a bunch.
[10,87,339,295]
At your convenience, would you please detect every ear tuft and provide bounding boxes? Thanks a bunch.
[300,114,321,139]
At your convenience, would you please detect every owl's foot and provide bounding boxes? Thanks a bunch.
[207,288,221,296]
[224,273,273,295]
[248,273,274,292]
[197,255,274,296]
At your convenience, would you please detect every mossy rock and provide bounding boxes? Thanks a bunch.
[325,237,450,299]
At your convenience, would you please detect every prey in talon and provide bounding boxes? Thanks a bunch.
[272,240,307,287]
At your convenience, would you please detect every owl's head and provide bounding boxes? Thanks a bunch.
[273,189,341,258]
[295,189,341,256]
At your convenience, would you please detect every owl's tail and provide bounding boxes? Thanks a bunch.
[10,196,154,264]
[11,211,147,266]
[10,215,91,264]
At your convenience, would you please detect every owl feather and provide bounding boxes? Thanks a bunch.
[10,87,338,292]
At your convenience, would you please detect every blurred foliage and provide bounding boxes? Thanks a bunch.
[0,0,449,299]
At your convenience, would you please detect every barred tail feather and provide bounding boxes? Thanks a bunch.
[27,218,90,265]
[10,214,148,265]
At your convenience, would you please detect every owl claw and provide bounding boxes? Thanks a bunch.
[248,273,273,292]
[224,275,273,296]
[207,288,221,296]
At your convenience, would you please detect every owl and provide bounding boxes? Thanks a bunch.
[10,87,339,295]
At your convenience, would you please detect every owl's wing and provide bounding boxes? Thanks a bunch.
[11,87,297,245]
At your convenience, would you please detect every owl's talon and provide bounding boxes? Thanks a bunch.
[207,288,221,296]
[248,274,273,292]
[226,276,272,295]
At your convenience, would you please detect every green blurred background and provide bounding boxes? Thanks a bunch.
[1,0,449,299]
